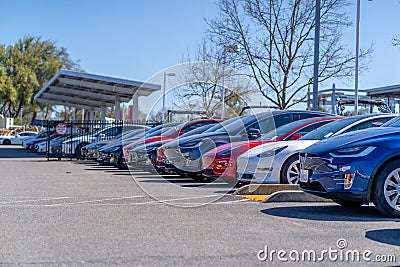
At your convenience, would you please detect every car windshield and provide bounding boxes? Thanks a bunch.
[382,115,400,127]
[300,117,360,140]
[161,122,187,137]
[259,117,321,141]
[215,116,253,135]
[203,119,234,133]
[181,124,216,136]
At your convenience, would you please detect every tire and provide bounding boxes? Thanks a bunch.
[191,174,211,182]
[333,199,362,207]
[75,143,86,159]
[373,160,400,217]
[3,139,11,145]
[280,155,301,184]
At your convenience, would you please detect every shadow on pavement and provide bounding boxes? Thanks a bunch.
[0,146,44,159]
[260,205,400,222]
[365,229,400,246]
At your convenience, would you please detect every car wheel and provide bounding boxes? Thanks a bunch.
[280,155,300,184]
[372,161,400,217]
[333,199,362,207]
[3,139,11,145]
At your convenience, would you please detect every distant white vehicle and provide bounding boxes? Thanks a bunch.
[0,131,37,145]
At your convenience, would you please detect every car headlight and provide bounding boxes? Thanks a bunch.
[257,146,288,158]
[329,146,376,158]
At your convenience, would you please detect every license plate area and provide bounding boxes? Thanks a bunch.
[299,169,309,182]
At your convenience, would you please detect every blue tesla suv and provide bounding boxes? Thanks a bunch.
[299,115,400,217]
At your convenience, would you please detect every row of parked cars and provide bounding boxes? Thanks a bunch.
[19,110,400,217]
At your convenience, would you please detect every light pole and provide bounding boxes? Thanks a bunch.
[312,0,320,111]
[162,72,175,122]
[221,44,240,119]
[355,0,360,115]
[355,0,373,115]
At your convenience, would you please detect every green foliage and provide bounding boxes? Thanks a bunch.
[0,36,80,119]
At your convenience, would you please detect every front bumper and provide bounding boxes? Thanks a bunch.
[299,153,370,203]
[236,155,279,183]
[128,151,154,169]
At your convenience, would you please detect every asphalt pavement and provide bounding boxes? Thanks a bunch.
[0,145,399,266]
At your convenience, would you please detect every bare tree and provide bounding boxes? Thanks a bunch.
[207,0,372,109]
[174,38,254,118]
[393,35,400,47]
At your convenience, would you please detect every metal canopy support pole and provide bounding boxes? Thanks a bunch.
[100,105,106,121]
[331,84,336,115]
[73,107,77,121]
[312,0,320,111]
[89,108,95,121]
[115,98,120,121]
[132,94,139,123]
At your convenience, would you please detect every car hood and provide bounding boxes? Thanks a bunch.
[132,140,170,153]
[240,140,318,158]
[305,126,400,155]
[99,141,122,152]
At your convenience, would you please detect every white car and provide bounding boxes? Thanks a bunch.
[236,114,396,184]
[0,131,37,145]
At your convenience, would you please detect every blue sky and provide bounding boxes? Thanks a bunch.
[1,0,400,109]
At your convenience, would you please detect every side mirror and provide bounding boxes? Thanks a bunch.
[289,133,302,140]
[179,131,185,136]
[98,133,106,139]
[247,128,261,139]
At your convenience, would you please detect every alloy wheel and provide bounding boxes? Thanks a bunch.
[383,168,400,211]
[286,159,300,184]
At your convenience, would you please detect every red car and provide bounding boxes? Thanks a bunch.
[201,117,341,183]
[123,119,223,166]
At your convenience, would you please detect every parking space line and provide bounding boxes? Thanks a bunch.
[43,195,148,206]
[0,197,71,204]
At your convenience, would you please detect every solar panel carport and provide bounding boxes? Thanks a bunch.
[34,69,160,121]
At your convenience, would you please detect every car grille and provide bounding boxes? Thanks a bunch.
[299,181,326,192]
[203,169,215,175]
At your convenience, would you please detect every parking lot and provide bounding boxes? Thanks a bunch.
[0,145,399,266]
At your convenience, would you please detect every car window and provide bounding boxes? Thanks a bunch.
[300,117,360,140]
[274,114,294,128]
[257,116,275,133]
[342,117,393,133]
[382,115,400,127]
[286,121,332,139]
[298,112,323,120]
[181,122,213,133]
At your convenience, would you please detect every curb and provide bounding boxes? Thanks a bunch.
[263,190,332,203]
[234,184,300,195]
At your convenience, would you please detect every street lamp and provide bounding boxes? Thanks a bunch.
[221,44,240,119]
[355,0,360,115]
[355,0,373,115]
[162,72,175,122]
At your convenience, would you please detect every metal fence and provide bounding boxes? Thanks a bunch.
[45,120,154,161]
